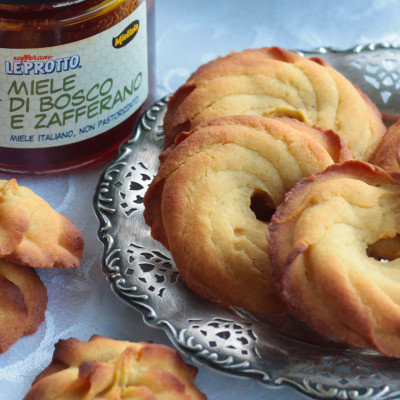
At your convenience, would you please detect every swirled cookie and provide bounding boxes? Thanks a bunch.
[24,335,206,400]
[0,259,47,353]
[268,161,400,357]
[163,47,385,160]
[144,115,351,315]
[370,118,400,174]
[0,179,84,269]
[368,120,400,259]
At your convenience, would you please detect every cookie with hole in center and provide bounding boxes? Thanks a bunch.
[24,335,206,400]
[144,115,351,315]
[268,161,400,357]
[163,46,385,161]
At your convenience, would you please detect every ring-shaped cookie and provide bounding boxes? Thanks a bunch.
[268,161,400,357]
[163,47,385,161]
[144,115,351,315]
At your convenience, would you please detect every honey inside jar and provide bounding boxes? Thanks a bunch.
[0,0,155,174]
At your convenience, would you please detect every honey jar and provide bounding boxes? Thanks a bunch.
[0,0,155,174]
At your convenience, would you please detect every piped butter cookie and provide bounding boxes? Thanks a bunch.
[24,335,206,400]
[0,259,47,353]
[144,115,351,315]
[0,179,84,269]
[164,47,385,161]
[268,161,400,357]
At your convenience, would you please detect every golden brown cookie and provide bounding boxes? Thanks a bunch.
[367,120,400,258]
[369,118,400,173]
[0,274,28,354]
[144,115,351,315]
[0,179,84,269]
[0,259,47,353]
[268,161,400,357]
[24,335,207,400]
[163,47,385,161]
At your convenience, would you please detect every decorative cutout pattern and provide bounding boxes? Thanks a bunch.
[94,45,400,399]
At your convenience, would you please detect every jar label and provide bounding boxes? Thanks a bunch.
[0,1,148,149]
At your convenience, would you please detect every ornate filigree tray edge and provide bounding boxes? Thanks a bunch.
[93,43,400,400]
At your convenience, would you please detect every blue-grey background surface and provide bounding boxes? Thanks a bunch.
[2,1,400,399]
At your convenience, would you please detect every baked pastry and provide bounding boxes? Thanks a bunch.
[163,46,385,161]
[368,119,400,259]
[0,259,47,353]
[144,115,351,315]
[268,161,400,357]
[0,179,84,269]
[24,335,207,400]
[369,118,400,174]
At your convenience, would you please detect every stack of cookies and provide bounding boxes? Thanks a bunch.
[0,179,84,353]
[144,47,400,358]
[10,183,206,398]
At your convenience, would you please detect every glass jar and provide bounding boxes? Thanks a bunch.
[0,0,155,175]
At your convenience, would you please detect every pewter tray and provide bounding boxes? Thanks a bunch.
[94,43,400,399]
